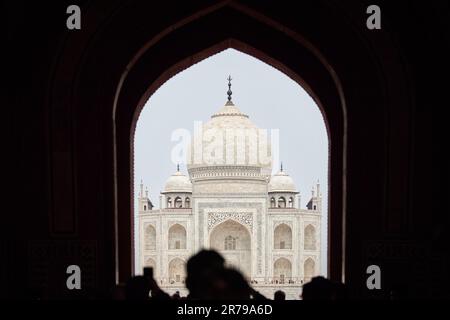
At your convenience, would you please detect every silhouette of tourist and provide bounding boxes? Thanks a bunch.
[302,276,346,301]
[124,256,351,301]
[185,249,226,299]
[130,249,270,300]
[215,267,252,300]
[274,290,286,301]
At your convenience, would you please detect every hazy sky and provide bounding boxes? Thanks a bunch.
[134,48,328,275]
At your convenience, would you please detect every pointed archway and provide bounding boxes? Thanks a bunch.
[115,11,346,283]
[47,1,354,290]
[209,219,251,277]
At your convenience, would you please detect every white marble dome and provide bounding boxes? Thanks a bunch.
[269,170,297,192]
[187,101,272,175]
[163,170,192,193]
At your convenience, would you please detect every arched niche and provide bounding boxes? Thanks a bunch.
[168,224,187,250]
[144,225,156,251]
[168,258,186,283]
[274,258,292,283]
[209,219,251,276]
[274,223,292,249]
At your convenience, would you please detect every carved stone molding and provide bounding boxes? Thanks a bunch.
[168,221,186,229]
[273,254,293,261]
[207,212,253,231]
[273,220,293,228]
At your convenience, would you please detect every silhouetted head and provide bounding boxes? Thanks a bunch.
[302,276,335,300]
[274,290,286,301]
[186,250,225,275]
[185,249,225,299]
[125,276,150,300]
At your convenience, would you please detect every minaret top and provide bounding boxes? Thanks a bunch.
[226,75,233,105]
[316,179,321,197]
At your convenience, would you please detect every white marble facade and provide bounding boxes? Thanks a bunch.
[138,98,321,299]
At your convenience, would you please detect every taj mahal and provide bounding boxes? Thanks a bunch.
[137,78,322,299]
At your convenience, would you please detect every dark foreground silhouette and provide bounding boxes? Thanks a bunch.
[115,249,347,301]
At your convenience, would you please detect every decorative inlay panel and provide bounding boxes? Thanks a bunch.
[207,212,253,231]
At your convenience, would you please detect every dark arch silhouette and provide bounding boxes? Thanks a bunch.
[34,0,432,299]
[51,2,347,285]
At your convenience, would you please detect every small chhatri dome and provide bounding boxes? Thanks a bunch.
[163,166,192,193]
[269,164,297,193]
